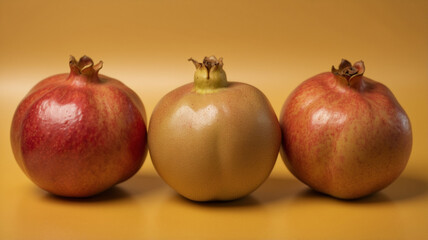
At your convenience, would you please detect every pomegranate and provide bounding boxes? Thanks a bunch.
[280,59,412,199]
[10,56,148,197]
[148,56,281,201]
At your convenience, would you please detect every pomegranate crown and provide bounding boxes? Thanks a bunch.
[188,56,228,94]
[188,56,224,80]
[331,59,365,85]
[69,55,103,76]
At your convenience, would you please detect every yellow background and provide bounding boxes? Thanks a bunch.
[1,0,427,239]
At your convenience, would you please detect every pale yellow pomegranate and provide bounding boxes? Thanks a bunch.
[148,56,281,201]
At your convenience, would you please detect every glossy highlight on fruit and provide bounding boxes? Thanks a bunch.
[148,56,281,201]
[10,56,148,197]
[279,59,412,199]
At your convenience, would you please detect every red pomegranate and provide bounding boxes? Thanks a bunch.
[10,56,147,197]
[280,59,412,199]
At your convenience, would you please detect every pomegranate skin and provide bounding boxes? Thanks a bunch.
[280,60,412,199]
[10,56,147,197]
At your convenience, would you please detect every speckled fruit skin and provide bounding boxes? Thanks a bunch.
[149,58,281,202]
[280,61,412,199]
[10,56,147,197]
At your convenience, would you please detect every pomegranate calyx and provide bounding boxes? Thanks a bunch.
[332,59,365,86]
[69,55,103,78]
[189,56,228,94]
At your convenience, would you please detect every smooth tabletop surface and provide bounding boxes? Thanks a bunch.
[1,0,428,239]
